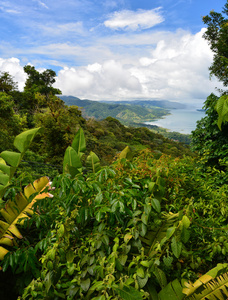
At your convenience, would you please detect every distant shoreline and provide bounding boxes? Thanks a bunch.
[143,108,205,135]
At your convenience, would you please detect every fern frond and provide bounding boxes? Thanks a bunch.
[140,212,180,257]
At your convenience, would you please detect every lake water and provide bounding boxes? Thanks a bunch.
[144,108,205,134]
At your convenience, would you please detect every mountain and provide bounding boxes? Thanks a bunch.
[101,99,187,109]
[59,96,170,124]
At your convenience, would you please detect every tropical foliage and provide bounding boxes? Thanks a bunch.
[0,3,228,299]
[191,93,228,166]
[0,126,227,299]
[202,1,228,86]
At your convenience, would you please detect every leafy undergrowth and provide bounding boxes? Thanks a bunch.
[2,149,228,299]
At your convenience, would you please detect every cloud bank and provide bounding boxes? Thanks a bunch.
[0,29,223,106]
[54,28,222,105]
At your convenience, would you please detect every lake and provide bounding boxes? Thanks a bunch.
[144,108,205,134]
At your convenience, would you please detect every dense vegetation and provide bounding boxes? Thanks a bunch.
[0,2,228,299]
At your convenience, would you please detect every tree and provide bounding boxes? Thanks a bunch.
[0,92,26,151]
[0,72,18,93]
[191,2,228,166]
[24,65,61,99]
[32,95,86,163]
[202,1,228,86]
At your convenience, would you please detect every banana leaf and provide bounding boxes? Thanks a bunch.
[183,263,228,298]
[71,127,86,158]
[0,127,41,198]
[86,151,100,173]
[0,176,52,260]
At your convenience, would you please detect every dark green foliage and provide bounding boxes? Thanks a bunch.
[0,92,26,152]
[191,93,228,166]
[202,1,228,86]
[85,117,193,165]
[0,72,18,93]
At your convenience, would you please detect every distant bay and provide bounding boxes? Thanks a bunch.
[144,108,205,134]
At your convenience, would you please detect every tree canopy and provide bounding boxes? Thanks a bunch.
[24,65,61,98]
[203,1,228,86]
[191,1,228,166]
[0,72,18,93]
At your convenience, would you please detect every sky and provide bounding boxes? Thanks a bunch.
[0,0,226,106]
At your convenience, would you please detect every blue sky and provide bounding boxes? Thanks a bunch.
[0,0,226,105]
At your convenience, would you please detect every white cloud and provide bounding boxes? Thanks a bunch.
[0,58,27,90]
[55,60,141,99]
[104,8,164,31]
[53,28,222,106]
[0,29,223,107]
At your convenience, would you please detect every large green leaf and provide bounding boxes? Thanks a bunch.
[86,151,100,173]
[71,127,86,158]
[171,237,182,258]
[158,279,184,300]
[153,267,167,289]
[0,151,21,168]
[14,127,41,153]
[115,285,143,300]
[0,173,10,186]
[63,146,82,177]
[119,146,133,160]
[0,128,41,199]
[0,163,15,177]
[216,95,228,130]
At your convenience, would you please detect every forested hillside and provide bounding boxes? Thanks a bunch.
[0,2,228,299]
[60,96,192,144]
[60,96,169,124]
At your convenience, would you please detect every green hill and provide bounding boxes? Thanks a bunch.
[59,96,191,144]
[59,96,169,124]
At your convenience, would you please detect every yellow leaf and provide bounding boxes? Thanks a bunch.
[0,176,53,260]
[24,183,36,199]
[8,224,23,239]
[124,233,133,243]
[0,236,14,246]
[15,193,28,211]
[0,246,9,260]
[33,176,49,193]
